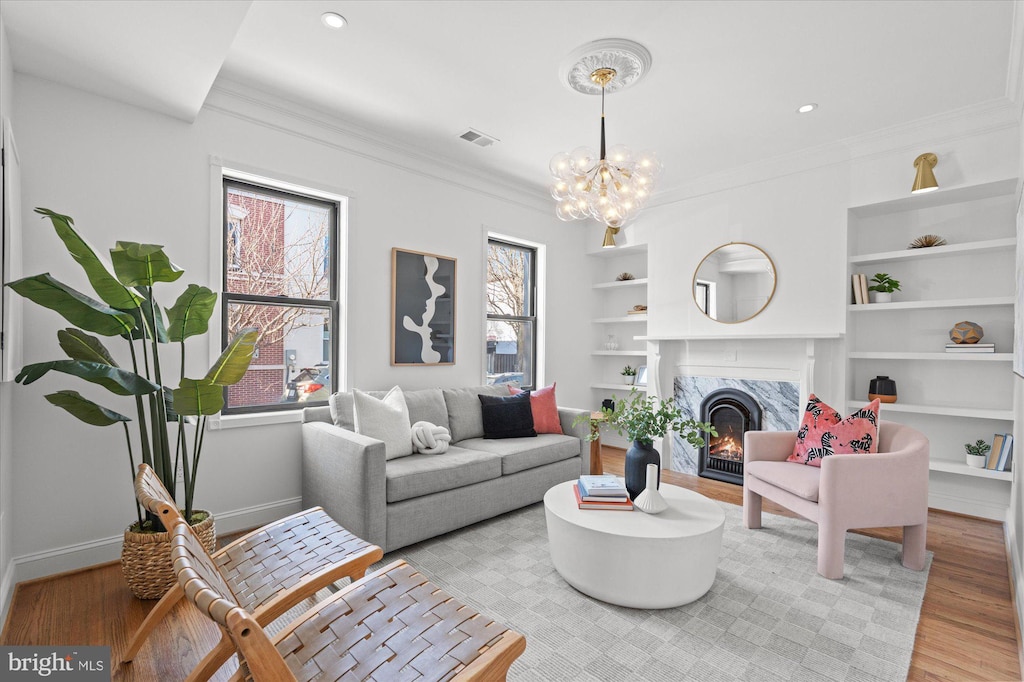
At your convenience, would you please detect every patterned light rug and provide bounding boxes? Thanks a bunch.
[273,500,931,681]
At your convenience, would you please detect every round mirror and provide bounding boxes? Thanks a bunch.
[693,243,776,323]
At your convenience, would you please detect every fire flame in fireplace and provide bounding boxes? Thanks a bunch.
[710,434,743,462]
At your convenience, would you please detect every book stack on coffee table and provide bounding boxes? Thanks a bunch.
[573,475,633,510]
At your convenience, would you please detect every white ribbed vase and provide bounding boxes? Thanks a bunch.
[633,463,668,514]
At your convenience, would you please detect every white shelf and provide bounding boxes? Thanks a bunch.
[847,296,1014,311]
[849,351,1013,361]
[592,350,647,357]
[593,278,648,290]
[928,460,1012,482]
[849,237,1016,265]
[591,383,649,392]
[593,315,648,324]
[636,332,841,341]
[585,242,648,258]
[848,178,1018,217]
[846,399,1014,421]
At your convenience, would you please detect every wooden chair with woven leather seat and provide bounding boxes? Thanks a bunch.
[170,519,527,681]
[122,463,384,681]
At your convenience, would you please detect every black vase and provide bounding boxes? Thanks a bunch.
[625,440,661,500]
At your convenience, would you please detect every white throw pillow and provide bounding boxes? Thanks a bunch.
[353,386,413,459]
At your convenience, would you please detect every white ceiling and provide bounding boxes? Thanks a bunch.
[1,1,1019,197]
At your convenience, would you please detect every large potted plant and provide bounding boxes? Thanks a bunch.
[7,208,257,599]
[579,389,716,500]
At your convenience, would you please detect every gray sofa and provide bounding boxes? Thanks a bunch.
[302,385,591,552]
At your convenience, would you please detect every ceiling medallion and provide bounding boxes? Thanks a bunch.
[559,38,653,95]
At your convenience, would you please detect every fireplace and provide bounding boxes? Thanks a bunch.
[698,388,762,485]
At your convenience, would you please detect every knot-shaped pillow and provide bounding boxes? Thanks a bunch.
[411,421,452,455]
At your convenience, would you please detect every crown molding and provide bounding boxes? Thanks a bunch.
[204,79,553,215]
[651,97,1019,205]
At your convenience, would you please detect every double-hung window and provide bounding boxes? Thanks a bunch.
[222,177,340,413]
[485,238,537,389]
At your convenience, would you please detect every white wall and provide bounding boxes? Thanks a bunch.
[0,13,16,626]
[1010,94,1024,665]
[7,74,592,581]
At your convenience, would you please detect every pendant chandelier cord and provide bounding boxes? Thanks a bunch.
[599,85,607,162]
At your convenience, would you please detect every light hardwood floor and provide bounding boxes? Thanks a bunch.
[2,447,1021,681]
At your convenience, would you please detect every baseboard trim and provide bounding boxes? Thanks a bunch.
[8,497,303,585]
[928,491,1007,521]
[0,558,15,640]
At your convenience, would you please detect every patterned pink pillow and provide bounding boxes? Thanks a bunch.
[787,395,880,467]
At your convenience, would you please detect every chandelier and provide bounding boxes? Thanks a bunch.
[549,59,660,247]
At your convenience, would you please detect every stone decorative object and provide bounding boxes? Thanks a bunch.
[633,464,668,514]
[949,320,983,344]
[907,234,947,249]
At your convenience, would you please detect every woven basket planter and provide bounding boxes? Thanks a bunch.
[122,512,216,599]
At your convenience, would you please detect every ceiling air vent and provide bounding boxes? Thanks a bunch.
[459,128,499,147]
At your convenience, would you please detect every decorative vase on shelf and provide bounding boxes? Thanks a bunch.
[625,440,660,500]
[634,464,668,514]
[868,375,897,403]
[871,291,892,303]
[623,375,635,385]
[965,454,987,469]
[605,335,619,351]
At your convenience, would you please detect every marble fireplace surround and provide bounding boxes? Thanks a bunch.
[637,335,841,474]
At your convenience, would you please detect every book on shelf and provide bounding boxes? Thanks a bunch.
[858,274,869,304]
[945,343,994,353]
[997,433,1013,472]
[852,274,863,304]
[987,434,1005,470]
[572,483,633,510]
[578,475,628,497]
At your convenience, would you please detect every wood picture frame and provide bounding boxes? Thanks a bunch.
[391,248,456,366]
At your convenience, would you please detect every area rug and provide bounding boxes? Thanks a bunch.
[365,501,931,682]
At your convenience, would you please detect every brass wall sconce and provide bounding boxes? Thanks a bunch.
[602,226,620,248]
[911,153,938,194]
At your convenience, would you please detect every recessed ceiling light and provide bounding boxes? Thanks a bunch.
[321,12,346,29]
[796,103,818,114]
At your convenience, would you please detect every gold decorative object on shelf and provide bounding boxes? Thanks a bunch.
[908,234,947,249]
[616,272,635,281]
[949,320,983,344]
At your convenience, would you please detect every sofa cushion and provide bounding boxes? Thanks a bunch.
[353,387,413,459]
[330,388,448,431]
[456,434,580,475]
[385,446,502,503]
[479,391,536,439]
[509,383,564,434]
[746,460,820,502]
[442,385,509,442]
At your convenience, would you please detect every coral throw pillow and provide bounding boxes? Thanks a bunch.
[787,395,881,467]
[509,383,563,434]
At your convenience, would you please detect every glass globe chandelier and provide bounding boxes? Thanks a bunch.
[549,67,661,245]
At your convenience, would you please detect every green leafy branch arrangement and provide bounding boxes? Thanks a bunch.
[868,273,901,293]
[7,209,258,529]
[575,389,717,447]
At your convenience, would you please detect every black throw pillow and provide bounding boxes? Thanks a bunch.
[479,391,536,439]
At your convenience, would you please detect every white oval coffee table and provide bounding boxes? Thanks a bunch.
[543,480,725,609]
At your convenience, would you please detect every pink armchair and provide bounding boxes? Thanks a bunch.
[743,420,929,579]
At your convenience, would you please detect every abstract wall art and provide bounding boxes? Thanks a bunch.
[391,248,456,365]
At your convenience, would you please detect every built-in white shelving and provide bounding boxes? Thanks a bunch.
[845,178,1017,513]
[592,350,647,357]
[590,383,649,393]
[847,296,1014,311]
[592,278,648,290]
[849,351,1013,361]
[593,315,648,324]
[849,237,1016,265]
[846,399,1014,421]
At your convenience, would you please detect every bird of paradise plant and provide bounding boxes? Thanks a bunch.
[7,208,257,529]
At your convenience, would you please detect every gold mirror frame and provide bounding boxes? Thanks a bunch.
[692,242,777,324]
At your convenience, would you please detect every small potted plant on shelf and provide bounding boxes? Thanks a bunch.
[620,365,637,385]
[575,389,716,500]
[868,273,901,303]
[964,439,990,468]
[7,208,258,599]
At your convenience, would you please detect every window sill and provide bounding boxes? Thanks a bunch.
[209,410,304,430]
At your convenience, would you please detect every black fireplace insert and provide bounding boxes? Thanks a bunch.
[698,387,762,485]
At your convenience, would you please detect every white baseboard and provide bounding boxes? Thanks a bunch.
[8,497,303,585]
[928,491,1006,521]
[0,558,15,635]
